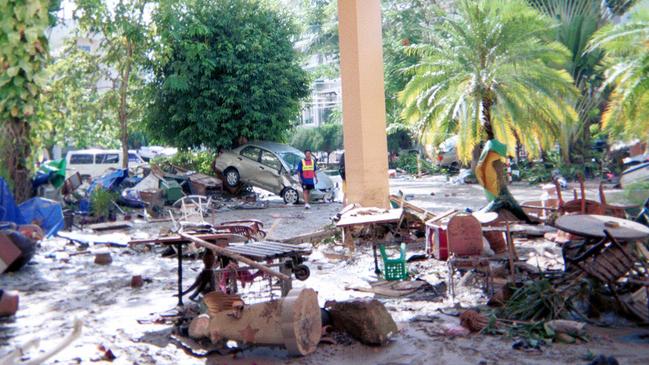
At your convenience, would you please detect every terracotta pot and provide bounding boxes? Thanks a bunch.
[94,252,113,265]
[0,290,19,317]
[131,275,144,288]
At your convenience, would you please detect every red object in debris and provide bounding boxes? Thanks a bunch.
[131,275,144,288]
[446,215,483,256]
[0,234,22,273]
[437,155,443,162]
[427,214,484,260]
[0,290,19,317]
[426,223,449,261]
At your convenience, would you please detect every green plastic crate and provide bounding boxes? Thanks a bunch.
[160,179,184,204]
[379,243,408,281]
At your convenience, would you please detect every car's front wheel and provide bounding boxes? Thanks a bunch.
[282,188,299,205]
[223,167,240,188]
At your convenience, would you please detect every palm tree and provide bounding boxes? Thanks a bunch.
[529,0,638,163]
[399,0,578,164]
[589,7,649,138]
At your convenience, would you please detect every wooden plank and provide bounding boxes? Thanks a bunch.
[128,233,246,245]
[88,221,133,232]
[336,208,403,227]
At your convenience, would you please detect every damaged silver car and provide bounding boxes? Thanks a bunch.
[214,141,335,204]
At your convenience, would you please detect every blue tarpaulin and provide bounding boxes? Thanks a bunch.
[87,169,129,194]
[0,177,25,225]
[18,198,64,238]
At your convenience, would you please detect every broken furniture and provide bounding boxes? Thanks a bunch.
[555,176,604,216]
[379,243,408,281]
[191,288,321,356]
[445,214,494,299]
[336,207,405,274]
[554,214,649,272]
[565,229,649,322]
[425,211,497,260]
[129,232,248,306]
[599,182,637,219]
[130,233,311,305]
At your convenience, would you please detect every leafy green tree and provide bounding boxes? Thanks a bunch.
[399,0,578,163]
[35,44,119,153]
[73,0,153,168]
[528,0,638,163]
[290,122,342,162]
[314,122,342,162]
[148,0,309,150]
[382,0,442,126]
[589,6,649,138]
[290,127,319,153]
[0,0,55,201]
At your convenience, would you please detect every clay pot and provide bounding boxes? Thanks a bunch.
[130,275,144,288]
[0,290,19,317]
[94,252,113,265]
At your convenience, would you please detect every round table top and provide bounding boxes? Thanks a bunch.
[554,214,649,240]
[473,212,499,224]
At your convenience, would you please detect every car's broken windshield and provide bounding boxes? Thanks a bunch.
[279,151,304,172]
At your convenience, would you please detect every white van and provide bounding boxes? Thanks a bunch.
[65,149,147,179]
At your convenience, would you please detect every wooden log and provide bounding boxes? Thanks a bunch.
[178,232,290,281]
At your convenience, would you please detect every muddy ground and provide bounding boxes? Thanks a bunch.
[1,176,648,364]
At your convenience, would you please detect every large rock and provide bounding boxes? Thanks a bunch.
[326,299,398,346]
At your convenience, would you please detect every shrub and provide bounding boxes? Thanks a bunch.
[394,153,441,175]
[624,181,649,206]
[151,150,215,175]
[90,188,117,218]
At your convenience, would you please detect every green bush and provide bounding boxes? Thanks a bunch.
[394,153,442,175]
[90,188,117,218]
[519,151,604,184]
[624,181,649,206]
[151,150,215,175]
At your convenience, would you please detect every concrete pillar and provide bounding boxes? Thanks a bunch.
[338,0,390,208]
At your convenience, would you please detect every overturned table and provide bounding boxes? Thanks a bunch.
[554,214,649,270]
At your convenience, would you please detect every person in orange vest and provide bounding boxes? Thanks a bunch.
[297,150,318,209]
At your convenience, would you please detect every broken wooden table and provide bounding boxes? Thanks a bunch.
[554,214,649,271]
[336,208,404,274]
[129,233,311,305]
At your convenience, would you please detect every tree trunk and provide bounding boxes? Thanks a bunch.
[4,118,32,202]
[481,97,494,140]
[118,42,134,169]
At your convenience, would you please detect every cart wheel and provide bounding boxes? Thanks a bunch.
[294,264,310,281]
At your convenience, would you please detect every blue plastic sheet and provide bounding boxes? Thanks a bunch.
[18,198,64,237]
[87,169,129,194]
[0,177,25,225]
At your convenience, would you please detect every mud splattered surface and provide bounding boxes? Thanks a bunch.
[1,177,648,364]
